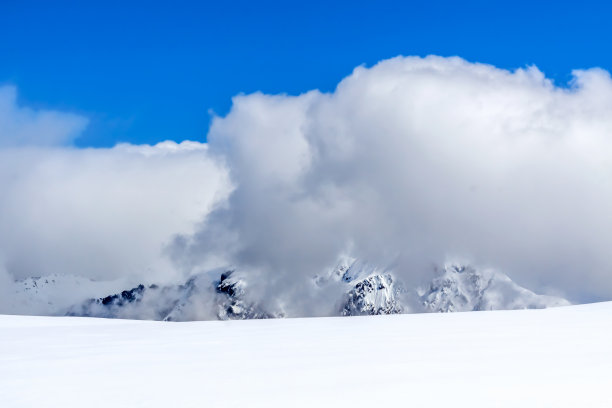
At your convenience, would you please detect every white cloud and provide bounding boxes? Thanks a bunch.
[172,56,612,303]
[0,86,230,288]
[3,55,612,313]
[0,143,229,284]
[0,86,88,147]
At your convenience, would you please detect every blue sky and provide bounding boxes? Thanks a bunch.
[1,0,610,147]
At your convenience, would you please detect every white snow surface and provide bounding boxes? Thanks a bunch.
[1,302,611,407]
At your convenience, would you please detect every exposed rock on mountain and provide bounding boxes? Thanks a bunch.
[341,273,404,316]
[12,259,569,320]
[67,270,275,321]
[418,264,570,312]
[213,271,274,320]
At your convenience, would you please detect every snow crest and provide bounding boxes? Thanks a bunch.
[419,264,570,312]
[9,259,570,320]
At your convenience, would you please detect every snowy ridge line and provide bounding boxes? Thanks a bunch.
[4,259,569,321]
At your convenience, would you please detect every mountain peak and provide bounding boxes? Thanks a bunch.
[8,259,570,320]
[419,263,570,312]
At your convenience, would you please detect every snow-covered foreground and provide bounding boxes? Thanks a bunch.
[1,303,611,408]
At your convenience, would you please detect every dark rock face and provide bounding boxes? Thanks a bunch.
[216,272,238,297]
[100,284,146,306]
[67,283,163,319]
[214,271,274,320]
[341,273,404,316]
[313,258,406,317]
[68,270,277,321]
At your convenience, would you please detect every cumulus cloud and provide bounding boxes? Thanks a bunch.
[0,85,88,147]
[3,56,612,315]
[172,56,612,303]
[0,86,229,292]
[0,143,229,284]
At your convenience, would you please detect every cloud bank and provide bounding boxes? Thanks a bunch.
[2,55,612,315]
[172,56,612,303]
[0,87,229,293]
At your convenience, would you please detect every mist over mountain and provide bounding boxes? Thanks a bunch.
[170,56,612,304]
[3,259,569,321]
[2,55,612,318]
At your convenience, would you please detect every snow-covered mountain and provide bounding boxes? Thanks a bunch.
[7,259,570,320]
[66,270,276,321]
[317,259,569,317]
[4,274,130,316]
[418,264,570,312]
[313,258,406,316]
[341,273,404,316]
[209,271,276,320]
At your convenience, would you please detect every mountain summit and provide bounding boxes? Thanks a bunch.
[59,259,569,321]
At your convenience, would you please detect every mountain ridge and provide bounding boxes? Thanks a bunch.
[58,259,569,320]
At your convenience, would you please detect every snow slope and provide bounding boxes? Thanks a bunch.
[1,302,610,407]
